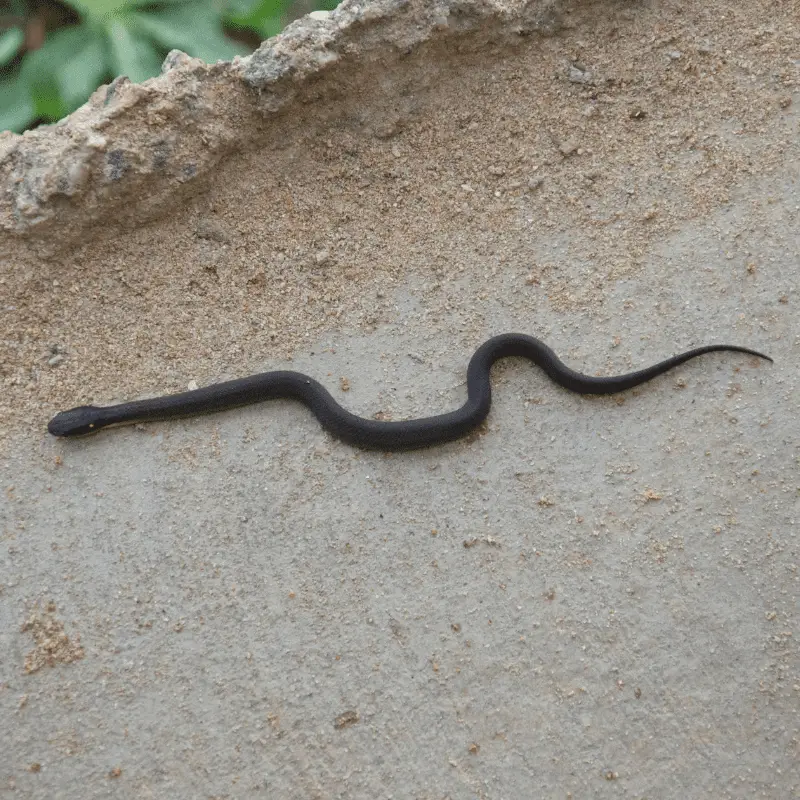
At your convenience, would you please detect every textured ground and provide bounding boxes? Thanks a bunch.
[1,0,798,797]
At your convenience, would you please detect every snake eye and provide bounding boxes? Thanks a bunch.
[48,406,102,437]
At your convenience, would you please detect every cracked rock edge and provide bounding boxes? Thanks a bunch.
[0,0,562,240]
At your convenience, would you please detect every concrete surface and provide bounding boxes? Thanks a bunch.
[1,1,797,798]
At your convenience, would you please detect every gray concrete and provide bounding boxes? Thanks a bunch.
[2,169,796,797]
[1,1,798,797]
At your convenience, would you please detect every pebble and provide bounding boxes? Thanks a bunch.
[568,64,592,84]
[558,138,580,157]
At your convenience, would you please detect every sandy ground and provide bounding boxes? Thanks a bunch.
[1,0,798,797]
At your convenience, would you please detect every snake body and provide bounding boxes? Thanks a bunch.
[47,334,771,450]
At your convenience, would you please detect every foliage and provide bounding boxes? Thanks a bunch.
[0,0,339,133]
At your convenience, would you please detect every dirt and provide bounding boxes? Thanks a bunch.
[0,0,797,442]
[0,2,797,798]
[19,602,85,674]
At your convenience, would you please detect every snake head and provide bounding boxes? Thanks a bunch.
[48,406,104,437]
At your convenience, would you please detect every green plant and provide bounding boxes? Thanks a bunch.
[0,0,339,134]
[225,0,338,40]
[0,0,32,131]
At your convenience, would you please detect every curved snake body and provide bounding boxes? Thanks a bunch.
[47,334,771,450]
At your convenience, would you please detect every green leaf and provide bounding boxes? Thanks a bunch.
[59,33,108,109]
[18,26,111,115]
[0,76,36,132]
[60,0,132,19]
[63,0,203,19]
[20,26,95,79]
[223,0,284,38]
[0,26,24,66]
[132,5,244,63]
[224,0,283,24]
[106,17,164,83]
[32,77,68,123]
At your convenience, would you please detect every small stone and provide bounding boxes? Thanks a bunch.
[374,117,403,139]
[315,249,330,265]
[568,64,592,84]
[162,50,193,73]
[667,50,682,60]
[194,219,230,243]
[559,138,579,157]
[47,354,64,367]
[334,710,359,729]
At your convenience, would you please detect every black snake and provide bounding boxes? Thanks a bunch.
[47,333,771,449]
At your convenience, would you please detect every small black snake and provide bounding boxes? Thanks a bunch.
[47,333,771,450]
